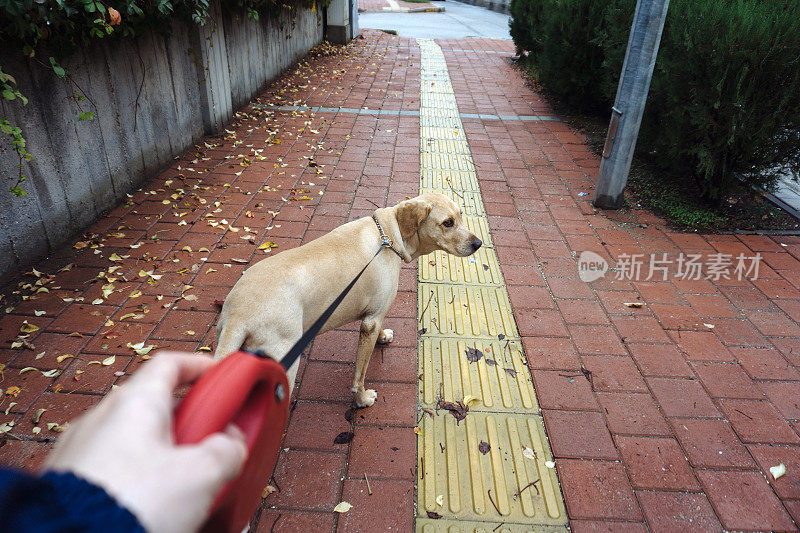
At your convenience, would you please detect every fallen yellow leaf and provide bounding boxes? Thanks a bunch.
[126,342,157,356]
[463,394,480,407]
[333,502,352,513]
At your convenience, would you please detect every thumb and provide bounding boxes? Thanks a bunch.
[192,424,248,486]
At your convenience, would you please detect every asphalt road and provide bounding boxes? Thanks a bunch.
[358,0,512,40]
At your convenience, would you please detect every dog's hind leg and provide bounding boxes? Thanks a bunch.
[352,317,382,407]
[214,322,247,361]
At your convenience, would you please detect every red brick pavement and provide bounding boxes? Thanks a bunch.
[1,31,799,531]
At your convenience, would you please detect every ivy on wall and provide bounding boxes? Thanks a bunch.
[0,0,325,196]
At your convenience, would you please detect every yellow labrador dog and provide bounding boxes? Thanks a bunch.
[214,192,482,407]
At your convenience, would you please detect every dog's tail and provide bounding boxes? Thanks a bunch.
[214,321,247,361]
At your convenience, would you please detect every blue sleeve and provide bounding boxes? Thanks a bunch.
[0,468,145,532]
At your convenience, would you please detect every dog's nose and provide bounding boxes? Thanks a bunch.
[471,237,482,251]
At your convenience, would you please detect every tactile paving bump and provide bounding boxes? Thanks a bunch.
[421,115,464,129]
[421,82,456,95]
[421,93,459,108]
[417,520,568,532]
[418,283,517,338]
[416,412,567,526]
[422,127,467,142]
[422,139,472,155]
[422,153,476,172]
[420,170,478,191]
[419,336,537,413]
[420,107,460,119]
[419,247,502,285]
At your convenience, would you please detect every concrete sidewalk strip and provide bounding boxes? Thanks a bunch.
[259,103,561,122]
[1,29,799,532]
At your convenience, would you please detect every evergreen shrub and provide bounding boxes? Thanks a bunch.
[510,0,800,203]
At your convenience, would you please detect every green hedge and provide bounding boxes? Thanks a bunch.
[510,0,800,203]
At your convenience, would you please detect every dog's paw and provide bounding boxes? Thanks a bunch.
[355,388,378,407]
[377,328,394,344]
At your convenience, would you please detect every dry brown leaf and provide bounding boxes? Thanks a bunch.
[19,321,40,334]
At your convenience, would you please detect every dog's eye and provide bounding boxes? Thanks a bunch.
[442,219,454,228]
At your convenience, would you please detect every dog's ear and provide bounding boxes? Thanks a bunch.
[396,198,432,239]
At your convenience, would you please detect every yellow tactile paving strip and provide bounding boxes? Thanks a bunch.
[415,39,568,531]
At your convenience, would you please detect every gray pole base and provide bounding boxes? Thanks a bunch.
[593,192,625,210]
[327,24,352,44]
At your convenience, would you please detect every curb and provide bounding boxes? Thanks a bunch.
[358,6,444,12]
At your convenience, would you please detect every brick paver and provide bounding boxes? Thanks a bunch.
[1,30,800,531]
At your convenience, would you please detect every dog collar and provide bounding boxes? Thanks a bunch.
[372,214,404,258]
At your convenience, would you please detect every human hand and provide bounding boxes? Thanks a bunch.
[44,352,248,533]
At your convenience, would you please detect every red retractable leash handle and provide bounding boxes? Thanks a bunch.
[173,351,290,533]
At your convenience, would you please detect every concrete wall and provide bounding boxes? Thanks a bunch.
[0,4,322,278]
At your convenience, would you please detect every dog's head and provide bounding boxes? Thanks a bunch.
[396,193,482,258]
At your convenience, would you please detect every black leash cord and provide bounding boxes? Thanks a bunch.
[277,246,384,371]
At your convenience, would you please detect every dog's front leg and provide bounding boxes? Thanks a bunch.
[352,318,381,407]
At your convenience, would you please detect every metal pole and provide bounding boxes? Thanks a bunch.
[593,0,670,209]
